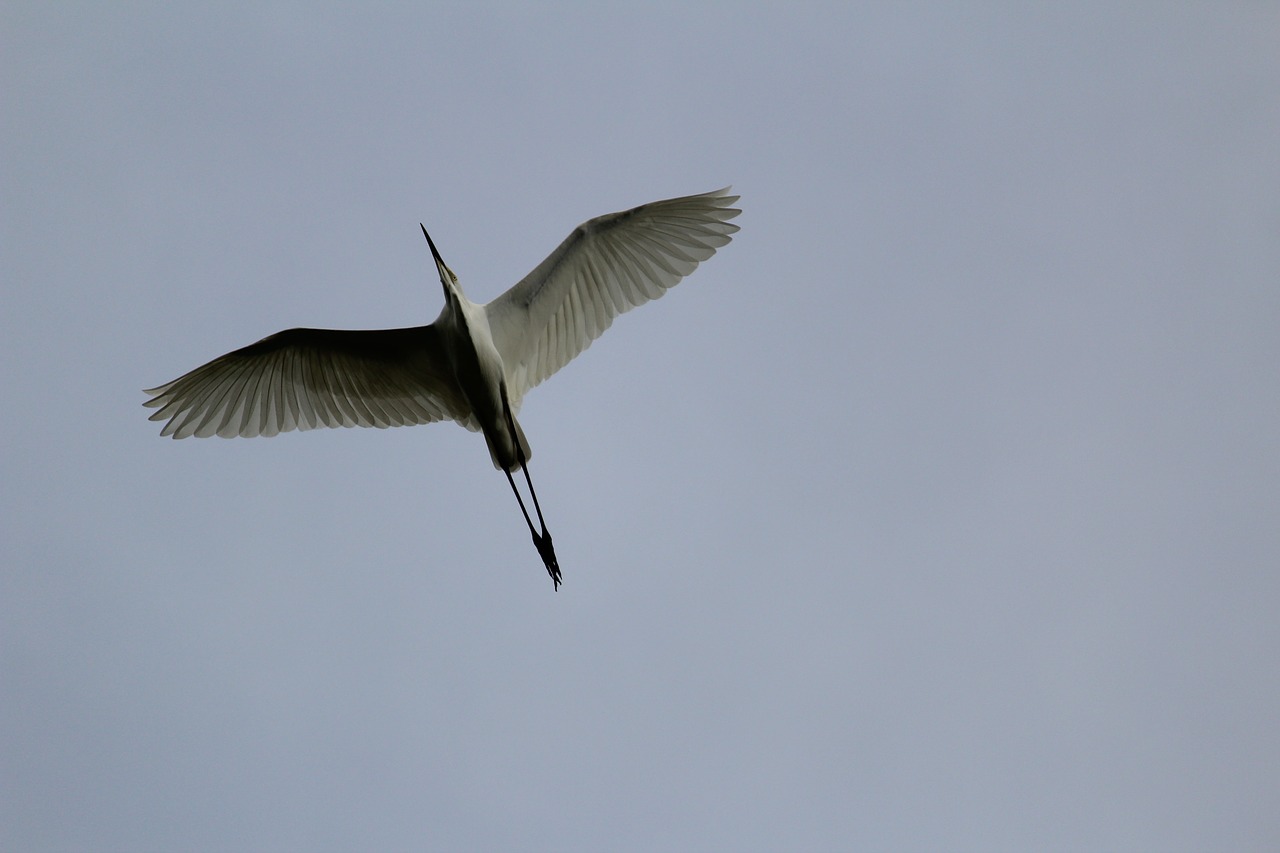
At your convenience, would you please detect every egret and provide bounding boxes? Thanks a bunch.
[144,188,741,589]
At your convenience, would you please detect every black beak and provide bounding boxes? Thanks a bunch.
[420,224,451,285]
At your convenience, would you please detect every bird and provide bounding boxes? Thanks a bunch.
[143,187,741,589]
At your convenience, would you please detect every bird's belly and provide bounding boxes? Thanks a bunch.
[448,329,525,470]
[456,353,504,427]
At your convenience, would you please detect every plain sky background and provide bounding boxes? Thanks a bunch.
[4,3,1279,851]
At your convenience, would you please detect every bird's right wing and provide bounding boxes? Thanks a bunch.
[143,326,470,438]
[485,188,740,401]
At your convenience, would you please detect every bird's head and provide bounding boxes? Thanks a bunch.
[420,224,460,303]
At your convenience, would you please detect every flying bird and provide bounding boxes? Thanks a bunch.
[144,188,741,589]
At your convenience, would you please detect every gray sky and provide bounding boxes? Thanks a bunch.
[4,3,1279,850]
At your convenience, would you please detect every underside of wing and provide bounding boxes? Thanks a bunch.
[486,187,741,401]
[143,326,470,438]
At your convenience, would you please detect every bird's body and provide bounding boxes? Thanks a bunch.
[430,248,530,473]
[145,188,741,587]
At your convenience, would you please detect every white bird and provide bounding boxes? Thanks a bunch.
[144,188,741,588]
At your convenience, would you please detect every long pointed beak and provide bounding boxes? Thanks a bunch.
[420,224,452,289]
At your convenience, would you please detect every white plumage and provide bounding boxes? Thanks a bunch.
[144,187,741,587]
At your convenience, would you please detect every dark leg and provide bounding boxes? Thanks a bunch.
[501,392,561,590]
[504,467,560,590]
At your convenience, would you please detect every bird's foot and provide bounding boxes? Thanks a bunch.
[533,529,561,590]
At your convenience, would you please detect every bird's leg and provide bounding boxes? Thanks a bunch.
[518,446,550,533]
[501,391,561,590]
[505,468,560,590]
[516,455,560,588]
[504,468,540,538]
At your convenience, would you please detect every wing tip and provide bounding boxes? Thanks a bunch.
[705,185,740,204]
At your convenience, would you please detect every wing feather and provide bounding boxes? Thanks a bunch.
[144,326,469,438]
[486,187,740,401]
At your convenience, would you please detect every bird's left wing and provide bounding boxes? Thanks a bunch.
[485,188,740,402]
[144,326,470,438]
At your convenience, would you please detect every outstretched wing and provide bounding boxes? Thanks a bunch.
[485,187,740,402]
[143,326,469,438]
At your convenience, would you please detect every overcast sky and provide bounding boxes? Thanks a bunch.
[4,3,1279,851]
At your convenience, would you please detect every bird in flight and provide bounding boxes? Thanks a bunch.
[144,188,741,589]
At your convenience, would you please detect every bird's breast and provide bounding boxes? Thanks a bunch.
[443,304,525,469]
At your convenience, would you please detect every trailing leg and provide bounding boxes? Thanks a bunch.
[500,388,561,589]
